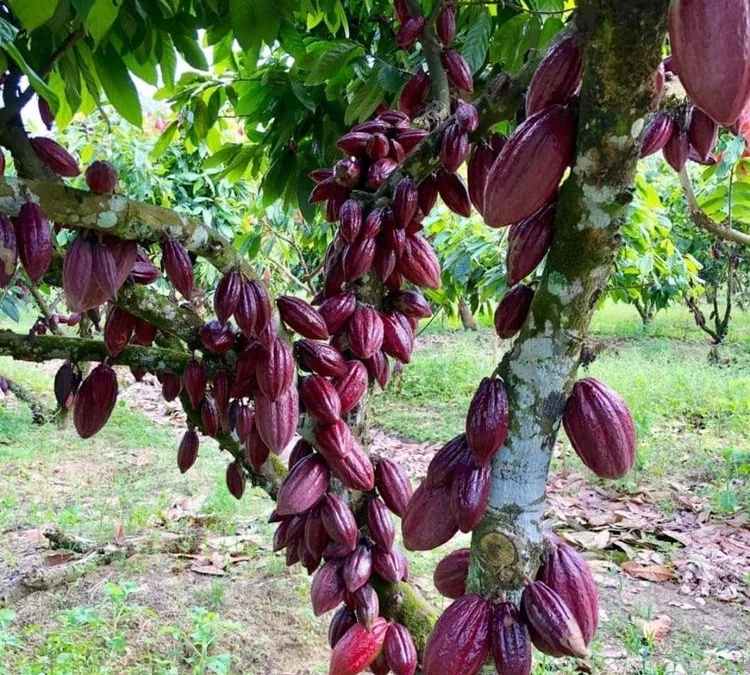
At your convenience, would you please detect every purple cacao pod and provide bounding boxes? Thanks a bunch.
[353,582,380,628]
[396,16,425,50]
[440,51,474,93]
[329,607,357,648]
[506,204,555,285]
[434,548,470,599]
[384,622,417,675]
[425,434,470,488]
[526,34,583,116]
[465,377,509,467]
[435,4,456,45]
[177,428,199,473]
[328,440,375,491]
[436,169,471,217]
[374,457,412,517]
[332,360,369,414]
[321,494,358,551]
[348,305,385,359]
[199,396,219,437]
[255,386,299,454]
[467,143,497,215]
[380,311,414,364]
[256,337,295,401]
[366,497,395,551]
[295,339,348,377]
[15,201,52,283]
[0,214,16,288]
[640,112,675,158]
[277,295,330,340]
[103,306,135,357]
[183,360,207,409]
[30,137,80,177]
[398,235,441,289]
[311,559,346,616]
[440,123,470,173]
[199,319,235,354]
[314,419,354,462]
[394,177,419,228]
[398,70,430,114]
[62,236,93,312]
[214,270,241,324]
[73,363,118,439]
[688,107,719,161]
[450,455,491,533]
[343,544,372,593]
[161,239,194,299]
[663,125,690,172]
[494,284,534,339]
[300,375,342,424]
[402,481,458,551]
[276,454,330,516]
[85,161,118,194]
[319,292,357,335]
[339,199,364,245]
[491,602,532,675]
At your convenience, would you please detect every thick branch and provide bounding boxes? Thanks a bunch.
[679,168,750,246]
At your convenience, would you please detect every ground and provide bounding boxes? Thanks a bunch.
[0,301,748,674]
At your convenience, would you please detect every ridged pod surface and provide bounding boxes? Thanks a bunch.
[688,108,719,161]
[85,161,118,194]
[278,295,330,340]
[668,0,750,125]
[255,386,299,454]
[526,34,583,116]
[639,113,674,158]
[15,202,52,283]
[521,581,588,658]
[384,623,418,675]
[73,364,118,439]
[30,137,80,177]
[490,602,532,675]
[506,204,554,285]
[300,375,342,424]
[433,548,470,599]
[467,143,497,215]
[494,284,534,339]
[465,377,509,467]
[483,105,576,227]
[328,618,388,675]
[562,377,636,479]
[0,215,16,287]
[402,481,458,551]
[276,454,330,516]
[62,236,93,311]
[374,458,412,517]
[348,305,384,359]
[423,594,491,675]
[332,360,369,414]
[161,239,194,299]
[177,429,199,473]
[450,457,491,532]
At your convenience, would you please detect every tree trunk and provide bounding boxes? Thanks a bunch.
[468,0,670,600]
[458,298,479,331]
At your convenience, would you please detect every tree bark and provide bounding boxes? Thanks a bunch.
[468,0,670,601]
[458,298,479,331]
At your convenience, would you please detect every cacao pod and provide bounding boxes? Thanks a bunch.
[384,623,417,675]
[465,377,509,467]
[92,242,119,301]
[245,425,271,472]
[226,460,246,499]
[371,651,390,675]
[434,548,470,599]
[288,438,314,469]
[368,158,399,190]
[435,4,456,45]
[199,319,235,354]
[255,386,299,454]
[73,363,118,439]
[161,239,194,299]
[214,270,241,324]
[490,602,532,675]
[334,157,362,188]
[183,360,207,409]
[387,290,431,319]
[312,559,346,616]
[332,360,369,414]
[235,278,259,338]
[364,351,391,390]
[494,284,534,339]
[319,292,357,335]
[398,70,430,115]
[688,108,718,161]
[440,123,470,174]
[374,458,412,517]
[668,0,750,125]
[295,339,348,377]
[0,214,17,287]
[521,580,588,658]
[380,311,414,364]
[300,375,342,424]
[130,248,160,285]
[396,16,425,50]
[663,125,689,172]
[366,497,395,551]
[161,372,182,402]
[343,544,372,593]
[277,295,329,340]
[329,607,357,648]
[328,440,375,491]
[256,337,295,401]
[402,481,458,551]
[418,174,439,214]
[455,102,479,133]
[640,112,675,158]
[62,236,93,312]
[397,128,430,155]
[425,433,470,488]
[526,34,583,116]
[199,397,219,437]
[440,51,473,93]
[394,177,419,228]
[30,137,80,177]
[53,361,81,409]
[353,582,379,628]
[367,133,390,161]
[348,305,384,359]
[15,201,52,283]
[277,454,330,516]
[314,419,354,461]
[372,546,404,584]
[38,97,54,129]
[467,143,497,215]
[398,235,441,289]
[321,494,358,551]
[328,618,388,675]
[562,377,636,479]
[436,169,471,217]
[506,204,554,286]
[103,306,135,357]
[177,429,199,474]
[450,455,491,533]
[85,161,118,194]
[484,105,576,227]
[423,594,491,675]
[132,317,158,347]
[338,200,364,245]
[342,237,377,282]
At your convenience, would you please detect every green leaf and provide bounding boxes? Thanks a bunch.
[84,0,121,45]
[0,19,58,107]
[1,295,20,322]
[7,0,58,32]
[345,69,383,125]
[291,81,316,112]
[463,11,492,74]
[491,13,541,74]
[230,0,280,53]
[378,64,406,94]
[93,45,142,126]
[278,21,307,60]
[306,42,362,86]
[173,32,209,71]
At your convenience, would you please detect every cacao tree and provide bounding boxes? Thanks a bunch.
[1,1,749,674]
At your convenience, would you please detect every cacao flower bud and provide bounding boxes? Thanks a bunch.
[366,497,395,550]
[640,112,675,158]
[332,360,369,414]
[30,137,80,177]
[562,377,636,479]
[402,481,458,551]
[53,361,81,409]
[226,460,246,499]
[436,169,471,217]
[0,214,16,287]
[668,0,750,125]
[343,544,373,593]
[521,580,588,658]
[397,16,425,50]
[398,70,430,114]
[321,494,358,551]
[494,284,534,339]
[85,161,118,194]
[214,270,241,324]
[423,594,491,675]
[688,108,718,162]
[451,455,491,532]
[374,457,412,517]
[507,205,554,286]
[385,623,417,675]
[161,239,194,299]
[491,602,532,675]
[103,306,135,357]
[255,386,299,454]
[329,618,388,675]
[465,377,509,467]
[15,200,52,283]
[526,34,583,117]
[329,607,357,648]
[311,559,346,616]
[277,454,330,516]
[435,4,456,45]
[73,363,118,439]
[484,105,576,227]
[434,548,470,599]
[440,123,470,174]
[440,50,473,93]
[183,360,207,409]
[177,429,199,473]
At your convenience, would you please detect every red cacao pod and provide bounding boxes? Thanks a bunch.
[491,602,532,675]
[418,174,439,214]
[38,97,54,129]
[378,109,410,127]
[521,580,588,658]
[436,169,471,217]
[334,158,361,189]
[0,214,16,287]
[329,607,357,648]
[494,284,534,339]
[319,292,357,335]
[53,361,81,409]
[338,200,364,245]
[161,239,194,299]
[663,125,689,172]
[394,0,408,22]
[289,438,314,469]
[92,242,119,301]
[374,458,412,517]
[397,129,430,155]
[342,237,377,282]
[226,460,246,499]
[434,548,470,599]
[62,236,93,312]
[15,201,52,283]
[440,123,470,173]
[393,177,419,228]
[312,559,346,616]
[423,594,491,675]
[199,319,235,354]
[213,370,231,425]
[73,363,118,439]
[332,360,369,414]
[451,456,491,532]
[507,205,554,286]
[366,497,395,551]
[161,372,182,402]
[367,133,391,161]
[402,481,458,551]
[314,419,354,461]
[384,623,417,675]
[348,305,384,359]
[668,0,750,125]
[440,51,473,93]
[399,235,441,289]
[130,248,160,285]
[321,494,358,551]
[426,434,470,488]
[235,278,259,337]
[387,290,431,319]
[688,108,718,161]
[85,161,118,194]
[380,311,414,364]
[245,425,271,471]
[105,235,137,290]
[248,280,272,334]
[328,440,375,491]
[526,34,583,117]
[374,246,397,282]
[199,396,219,437]
[436,4,456,45]
[329,618,388,675]
[398,70,430,114]
[353,582,380,628]
[214,270,241,324]
[177,428,199,473]
[371,650,390,675]
[30,137,80,177]
[372,546,404,584]
[467,143,497,215]
[255,386,299,454]
[277,295,329,340]
[396,16,425,50]
[256,337,295,401]
[364,351,391,390]
[562,377,636,479]
[183,360,207,409]
[465,377,509,467]
[640,112,675,158]
[277,454,330,516]
[300,375,342,424]
[336,133,371,156]
[455,102,479,133]
[484,105,576,227]
[103,306,135,357]
[132,317,157,347]
[537,537,598,644]
[343,544,373,593]
[295,339,348,377]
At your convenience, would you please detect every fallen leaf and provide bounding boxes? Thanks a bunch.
[191,563,226,576]
[44,552,74,567]
[621,561,675,582]
[113,521,125,541]
[640,614,672,642]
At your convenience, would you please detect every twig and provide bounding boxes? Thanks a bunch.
[405,0,451,112]
[28,284,63,335]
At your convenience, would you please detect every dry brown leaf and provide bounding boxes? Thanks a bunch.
[43,552,74,567]
[191,563,226,576]
[113,521,125,541]
[621,561,675,582]
[639,614,672,642]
